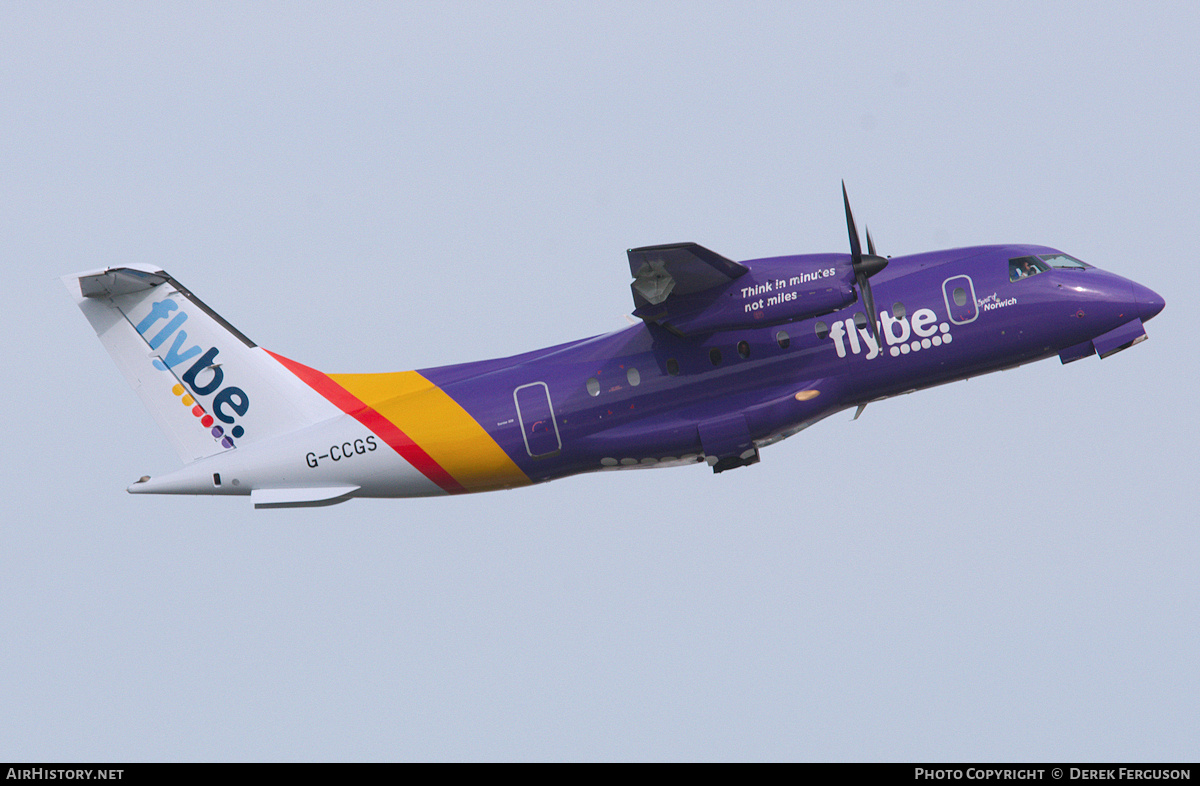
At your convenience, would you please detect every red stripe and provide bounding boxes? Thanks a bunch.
[265,350,467,494]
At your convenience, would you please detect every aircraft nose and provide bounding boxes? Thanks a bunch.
[1131,280,1165,322]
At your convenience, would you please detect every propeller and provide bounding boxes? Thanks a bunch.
[842,181,888,353]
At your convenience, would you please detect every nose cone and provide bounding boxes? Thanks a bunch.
[1132,281,1165,322]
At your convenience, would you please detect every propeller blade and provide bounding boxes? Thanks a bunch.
[842,181,862,261]
[842,183,888,352]
[857,268,882,353]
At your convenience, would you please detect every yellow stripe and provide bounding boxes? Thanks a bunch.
[328,371,531,492]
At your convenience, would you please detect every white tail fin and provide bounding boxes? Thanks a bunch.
[63,265,339,464]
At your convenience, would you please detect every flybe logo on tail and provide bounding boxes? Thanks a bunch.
[135,298,249,448]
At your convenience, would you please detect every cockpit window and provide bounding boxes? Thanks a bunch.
[1009,256,1049,281]
[1038,253,1089,269]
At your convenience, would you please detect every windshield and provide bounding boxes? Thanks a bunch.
[1038,253,1089,269]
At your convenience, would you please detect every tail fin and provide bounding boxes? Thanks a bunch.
[62,265,339,464]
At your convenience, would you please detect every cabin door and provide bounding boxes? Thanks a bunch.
[513,382,562,458]
[942,275,979,324]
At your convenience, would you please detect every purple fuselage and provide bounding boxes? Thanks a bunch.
[419,244,1164,483]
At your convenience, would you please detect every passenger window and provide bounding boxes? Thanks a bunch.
[709,348,722,366]
[586,377,600,397]
[813,322,829,340]
[953,287,967,307]
[776,330,790,349]
[737,341,751,359]
[626,367,641,386]
[666,358,680,376]
[892,302,905,318]
[853,312,867,329]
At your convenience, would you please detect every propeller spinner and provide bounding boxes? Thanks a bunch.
[842,182,888,351]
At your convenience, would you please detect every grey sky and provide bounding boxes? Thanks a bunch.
[2,2,1197,760]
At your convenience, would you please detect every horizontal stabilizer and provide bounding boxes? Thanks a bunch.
[79,266,168,298]
[251,486,360,509]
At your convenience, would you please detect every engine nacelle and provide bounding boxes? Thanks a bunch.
[636,253,858,336]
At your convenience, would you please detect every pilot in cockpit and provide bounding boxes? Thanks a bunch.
[1009,257,1044,281]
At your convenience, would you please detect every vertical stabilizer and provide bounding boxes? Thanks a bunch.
[63,266,340,464]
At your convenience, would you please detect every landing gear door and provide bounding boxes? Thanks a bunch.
[513,382,562,458]
[942,275,978,325]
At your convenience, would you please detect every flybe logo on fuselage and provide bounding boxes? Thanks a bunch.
[827,307,954,360]
[134,297,248,447]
